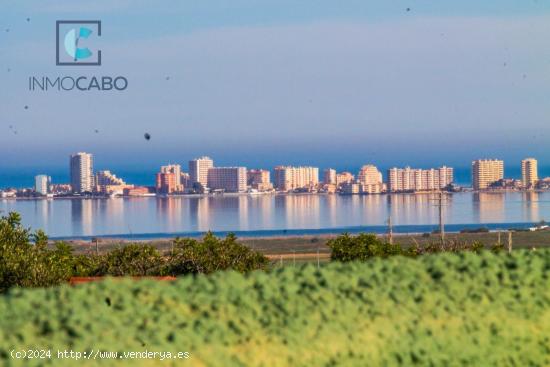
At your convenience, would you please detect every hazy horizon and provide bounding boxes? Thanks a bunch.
[2,1,550,172]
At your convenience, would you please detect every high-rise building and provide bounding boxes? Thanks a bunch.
[247,169,273,191]
[189,156,214,188]
[388,166,453,192]
[357,165,383,185]
[472,159,503,190]
[274,166,319,191]
[521,158,538,189]
[323,168,337,185]
[207,167,247,192]
[156,172,178,194]
[160,164,184,192]
[34,175,51,195]
[356,165,384,194]
[70,152,93,193]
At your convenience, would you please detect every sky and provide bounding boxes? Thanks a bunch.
[1,1,550,183]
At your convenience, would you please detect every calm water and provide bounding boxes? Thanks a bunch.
[0,192,548,239]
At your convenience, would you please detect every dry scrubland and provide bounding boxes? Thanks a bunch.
[1,249,549,366]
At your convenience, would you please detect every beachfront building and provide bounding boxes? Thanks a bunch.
[472,159,503,190]
[159,164,184,192]
[274,166,319,191]
[70,152,94,193]
[388,166,453,192]
[336,172,354,188]
[323,168,337,185]
[521,158,538,189]
[189,156,214,188]
[208,167,247,193]
[156,172,178,194]
[357,165,384,194]
[95,170,132,194]
[247,169,273,191]
[34,175,51,195]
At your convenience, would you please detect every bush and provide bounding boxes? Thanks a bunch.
[0,212,75,291]
[87,244,166,276]
[0,212,269,291]
[166,232,269,274]
[460,227,490,233]
[327,233,404,261]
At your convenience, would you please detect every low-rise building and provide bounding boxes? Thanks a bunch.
[247,169,273,191]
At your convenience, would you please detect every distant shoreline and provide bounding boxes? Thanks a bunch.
[48,221,538,242]
[3,188,550,202]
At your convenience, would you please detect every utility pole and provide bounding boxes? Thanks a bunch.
[387,215,393,244]
[497,231,501,246]
[317,247,320,269]
[92,237,99,255]
[508,231,513,254]
[437,192,445,245]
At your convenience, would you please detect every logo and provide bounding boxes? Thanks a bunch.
[56,20,101,66]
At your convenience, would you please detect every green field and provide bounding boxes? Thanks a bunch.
[1,249,549,366]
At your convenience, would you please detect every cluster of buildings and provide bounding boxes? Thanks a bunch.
[1,152,547,199]
[471,158,541,190]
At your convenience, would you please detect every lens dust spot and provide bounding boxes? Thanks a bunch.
[144,133,151,141]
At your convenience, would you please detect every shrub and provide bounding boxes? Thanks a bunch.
[166,232,269,274]
[327,233,404,261]
[0,212,269,290]
[0,213,75,291]
[88,244,166,276]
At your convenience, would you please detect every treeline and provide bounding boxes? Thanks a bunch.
[327,233,503,261]
[0,212,269,292]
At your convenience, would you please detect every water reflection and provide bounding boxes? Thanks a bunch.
[473,193,505,223]
[3,192,550,237]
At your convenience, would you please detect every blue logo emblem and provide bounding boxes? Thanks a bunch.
[56,21,101,66]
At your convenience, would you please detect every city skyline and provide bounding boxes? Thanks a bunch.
[2,151,548,193]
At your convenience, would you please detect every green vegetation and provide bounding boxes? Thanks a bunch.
[327,232,491,261]
[1,249,549,366]
[0,212,268,292]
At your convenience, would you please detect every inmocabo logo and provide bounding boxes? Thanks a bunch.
[29,20,128,92]
[56,20,101,66]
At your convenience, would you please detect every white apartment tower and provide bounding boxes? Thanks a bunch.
[189,156,214,187]
[274,166,319,191]
[521,158,538,189]
[388,166,453,192]
[34,175,51,195]
[70,152,94,193]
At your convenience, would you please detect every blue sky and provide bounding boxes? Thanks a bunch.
[1,1,550,179]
